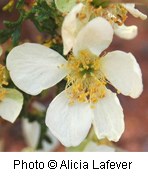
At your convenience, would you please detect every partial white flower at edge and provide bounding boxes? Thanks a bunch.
[22,118,60,152]
[0,89,23,123]
[62,3,147,55]
[0,47,23,123]
[6,17,143,147]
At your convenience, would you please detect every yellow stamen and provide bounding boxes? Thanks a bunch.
[85,2,128,26]
[65,50,107,104]
[0,88,7,101]
[0,65,8,86]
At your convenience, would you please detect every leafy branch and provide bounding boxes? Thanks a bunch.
[0,0,62,46]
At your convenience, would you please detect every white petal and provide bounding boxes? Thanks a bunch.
[0,88,23,123]
[22,119,40,148]
[62,3,87,55]
[73,17,113,56]
[6,43,68,95]
[114,24,138,40]
[93,89,124,142]
[45,90,93,147]
[84,142,115,152]
[123,3,147,20]
[102,51,143,98]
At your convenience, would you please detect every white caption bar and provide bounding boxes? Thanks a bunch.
[0,152,147,179]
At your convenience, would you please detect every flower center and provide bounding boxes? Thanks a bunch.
[66,50,107,104]
[105,4,128,26]
[78,2,127,26]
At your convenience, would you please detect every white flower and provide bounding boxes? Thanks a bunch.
[114,3,147,40]
[84,141,115,152]
[62,3,147,54]
[22,118,59,152]
[6,17,143,147]
[0,49,23,123]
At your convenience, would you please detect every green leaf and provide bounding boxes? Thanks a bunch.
[16,0,25,9]
[92,0,109,8]
[30,1,60,35]
[0,29,12,44]
[3,15,23,28]
[51,43,63,55]
[0,0,61,45]
[99,1,110,8]
[11,27,21,46]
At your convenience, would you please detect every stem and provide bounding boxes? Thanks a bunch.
[110,0,148,6]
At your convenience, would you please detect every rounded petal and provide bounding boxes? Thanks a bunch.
[114,24,138,40]
[6,43,68,95]
[55,0,79,13]
[0,88,23,123]
[22,119,40,148]
[102,51,143,98]
[122,3,147,20]
[84,142,115,152]
[45,90,93,147]
[93,89,124,142]
[62,3,89,55]
[73,17,113,56]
